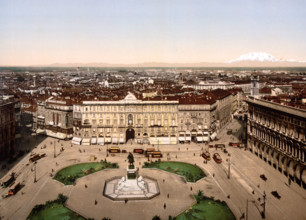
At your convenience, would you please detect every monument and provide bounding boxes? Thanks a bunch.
[103,153,160,200]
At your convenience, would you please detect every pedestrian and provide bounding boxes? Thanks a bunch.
[167,193,169,198]
[163,179,165,183]
[190,187,193,191]
[125,199,128,204]
[95,200,97,205]
[85,184,87,188]
[164,203,166,209]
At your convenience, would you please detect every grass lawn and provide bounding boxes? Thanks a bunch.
[27,203,86,220]
[54,161,118,185]
[143,161,205,182]
[177,197,236,220]
[27,194,86,220]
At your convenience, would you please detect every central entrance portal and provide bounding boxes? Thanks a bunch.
[126,129,135,143]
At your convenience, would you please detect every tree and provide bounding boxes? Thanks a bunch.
[196,190,204,203]
[152,215,161,220]
[197,190,203,197]
[127,153,134,166]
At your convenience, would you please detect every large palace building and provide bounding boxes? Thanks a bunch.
[246,96,306,188]
[71,93,218,145]
[37,97,73,139]
[0,96,19,160]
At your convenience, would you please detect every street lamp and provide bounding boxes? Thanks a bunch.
[228,156,231,179]
[261,191,266,219]
[54,140,56,158]
[34,161,37,183]
[106,142,109,157]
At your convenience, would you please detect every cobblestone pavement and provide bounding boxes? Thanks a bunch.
[0,119,305,220]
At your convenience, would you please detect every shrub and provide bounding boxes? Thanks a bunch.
[31,204,44,214]
[56,194,68,204]
[152,215,161,220]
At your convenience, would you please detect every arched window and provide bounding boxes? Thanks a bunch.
[128,114,133,125]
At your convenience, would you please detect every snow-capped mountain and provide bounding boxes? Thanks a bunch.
[223,52,306,67]
[227,52,280,63]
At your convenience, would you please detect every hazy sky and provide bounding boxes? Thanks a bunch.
[0,0,305,66]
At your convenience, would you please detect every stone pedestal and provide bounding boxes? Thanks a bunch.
[127,165,138,179]
[103,166,160,200]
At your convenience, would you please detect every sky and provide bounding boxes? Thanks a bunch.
[0,0,305,66]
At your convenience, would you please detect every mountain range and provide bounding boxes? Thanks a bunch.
[47,52,306,68]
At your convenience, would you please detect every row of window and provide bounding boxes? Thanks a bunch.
[83,119,177,126]
[75,105,177,112]
[80,127,176,133]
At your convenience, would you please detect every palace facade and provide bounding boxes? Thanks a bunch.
[0,96,19,160]
[37,97,73,139]
[246,96,306,188]
[72,93,179,145]
[71,92,219,145]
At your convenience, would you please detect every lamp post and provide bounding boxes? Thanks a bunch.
[34,162,37,183]
[261,191,266,219]
[53,140,56,158]
[228,156,231,179]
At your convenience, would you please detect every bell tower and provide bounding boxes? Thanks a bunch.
[250,75,259,97]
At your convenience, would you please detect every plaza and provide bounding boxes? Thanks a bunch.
[0,119,305,220]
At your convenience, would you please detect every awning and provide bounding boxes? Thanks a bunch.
[36,128,45,134]
[112,138,118,144]
[37,115,45,119]
[178,137,185,141]
[105,137,111,143]
[119,138,124,144]
[72,137,82,145]
[196,137,203,142]
[158,137,170,145]
[97,137,104,145]
[203,135,209,142]
[91,137,97,144]
[210,132,217,141]
[170,137,177,145]
[82,138,90,145]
